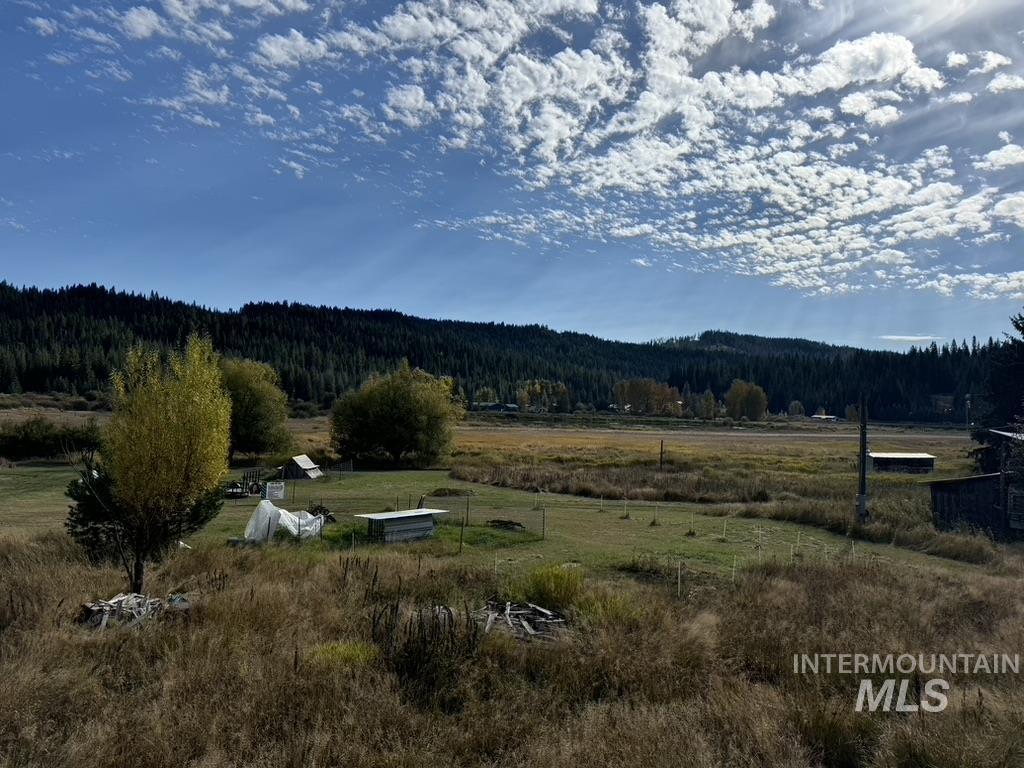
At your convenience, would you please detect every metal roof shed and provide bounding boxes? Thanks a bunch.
[281,454,324,480]
[354,508,448,543]
[868,452,936,473]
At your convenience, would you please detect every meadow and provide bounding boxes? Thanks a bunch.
[2,415,1022,767]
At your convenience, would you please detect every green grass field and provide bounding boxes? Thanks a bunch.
[0,419,987,576]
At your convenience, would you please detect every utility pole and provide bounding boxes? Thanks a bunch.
[857,393,869,524]
[965,393,972,431]
[659,439,665,470]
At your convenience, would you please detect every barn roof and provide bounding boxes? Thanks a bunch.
[869,452,935,460]
[354,508,448,521]
[990,430,1024,441]
[926,473,1000,486]
[290,454,319,470]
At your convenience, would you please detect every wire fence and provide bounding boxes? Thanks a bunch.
[220,475,910,571]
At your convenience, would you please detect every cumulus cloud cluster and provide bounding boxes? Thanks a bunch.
[16,0,1024,299]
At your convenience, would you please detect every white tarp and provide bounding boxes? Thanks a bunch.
[244,499,325,542]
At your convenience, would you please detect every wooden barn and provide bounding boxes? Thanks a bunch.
[928,474,1019,538]
[869,452,935,473]
[281,454,324,480]
[354,509,448,543]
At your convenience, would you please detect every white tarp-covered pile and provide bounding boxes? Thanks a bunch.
[244,499,325,542]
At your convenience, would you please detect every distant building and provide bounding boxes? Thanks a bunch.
[811,414,837,422]
[281,454,324,480]
[868,452,936,473]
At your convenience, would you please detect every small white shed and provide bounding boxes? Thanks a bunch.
[354,508,448,543]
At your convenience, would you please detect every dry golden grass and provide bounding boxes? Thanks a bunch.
[2,533,1023,767]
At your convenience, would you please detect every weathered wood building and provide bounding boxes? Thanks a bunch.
[928,474,1007,536]
[354,508,448,543]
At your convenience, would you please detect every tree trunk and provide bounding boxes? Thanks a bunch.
[131,558,145,594]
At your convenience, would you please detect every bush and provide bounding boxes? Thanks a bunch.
[305,641,380,669]
[522,564,583,609]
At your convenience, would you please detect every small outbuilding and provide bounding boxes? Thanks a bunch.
[354,508,448,543]
[281,454,324,480]
[869,452,935,473]
[928,474,1008,536]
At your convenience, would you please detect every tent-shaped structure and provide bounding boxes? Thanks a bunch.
[281,454,323,480]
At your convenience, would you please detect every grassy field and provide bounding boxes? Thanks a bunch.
[3,416,1024,767]
[0,418,987,572]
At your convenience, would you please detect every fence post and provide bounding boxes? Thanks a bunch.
[542,506,546,540]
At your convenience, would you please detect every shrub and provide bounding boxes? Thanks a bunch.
[305,641,380,669]
[522,564,583,609]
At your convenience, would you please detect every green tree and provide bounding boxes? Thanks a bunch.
[66,335,231,593]
[788,400,805,417]
[699,389,717,420]
[331,362,464,466]
[724,379,768,421]
[220,357,291,456]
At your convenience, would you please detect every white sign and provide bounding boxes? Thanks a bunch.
[264,481,286,501]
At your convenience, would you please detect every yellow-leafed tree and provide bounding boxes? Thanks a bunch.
[67,335,231,592]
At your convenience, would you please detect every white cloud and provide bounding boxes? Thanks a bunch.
[383,85,437,128]
[879,334,942,342]
[969,51,1011,75]
[254,29,329,68]
[26,17,58,36]
[993,193,1024,228]
[946,51,968,68]
[122,7,165,40]
[988,73,1024,92]
[864,105,901,126]
[974,143,1024,170]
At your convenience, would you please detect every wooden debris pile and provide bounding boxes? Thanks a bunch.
[472,599,566,641]
[77,593,190,630]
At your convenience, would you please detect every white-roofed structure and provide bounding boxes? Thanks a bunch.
[354,508,448,543]
[868,452,935,473]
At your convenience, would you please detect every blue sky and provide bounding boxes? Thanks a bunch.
[2,0,1024,348]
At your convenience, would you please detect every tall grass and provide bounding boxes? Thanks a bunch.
[2,534,1023,767]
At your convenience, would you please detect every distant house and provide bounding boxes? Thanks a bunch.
[811,414,837,422]
[869,452,936,473]
[354,508,447,543]
[281,454,324,480]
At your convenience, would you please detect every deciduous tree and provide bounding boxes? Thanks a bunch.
[220,357,291,456]
[331,362,463,466]
[66,335,231,592]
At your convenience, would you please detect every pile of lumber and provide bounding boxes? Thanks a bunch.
[472,599,566,640]
[77,593,190,630]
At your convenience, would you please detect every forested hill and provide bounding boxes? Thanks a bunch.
[0,282,994,421]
